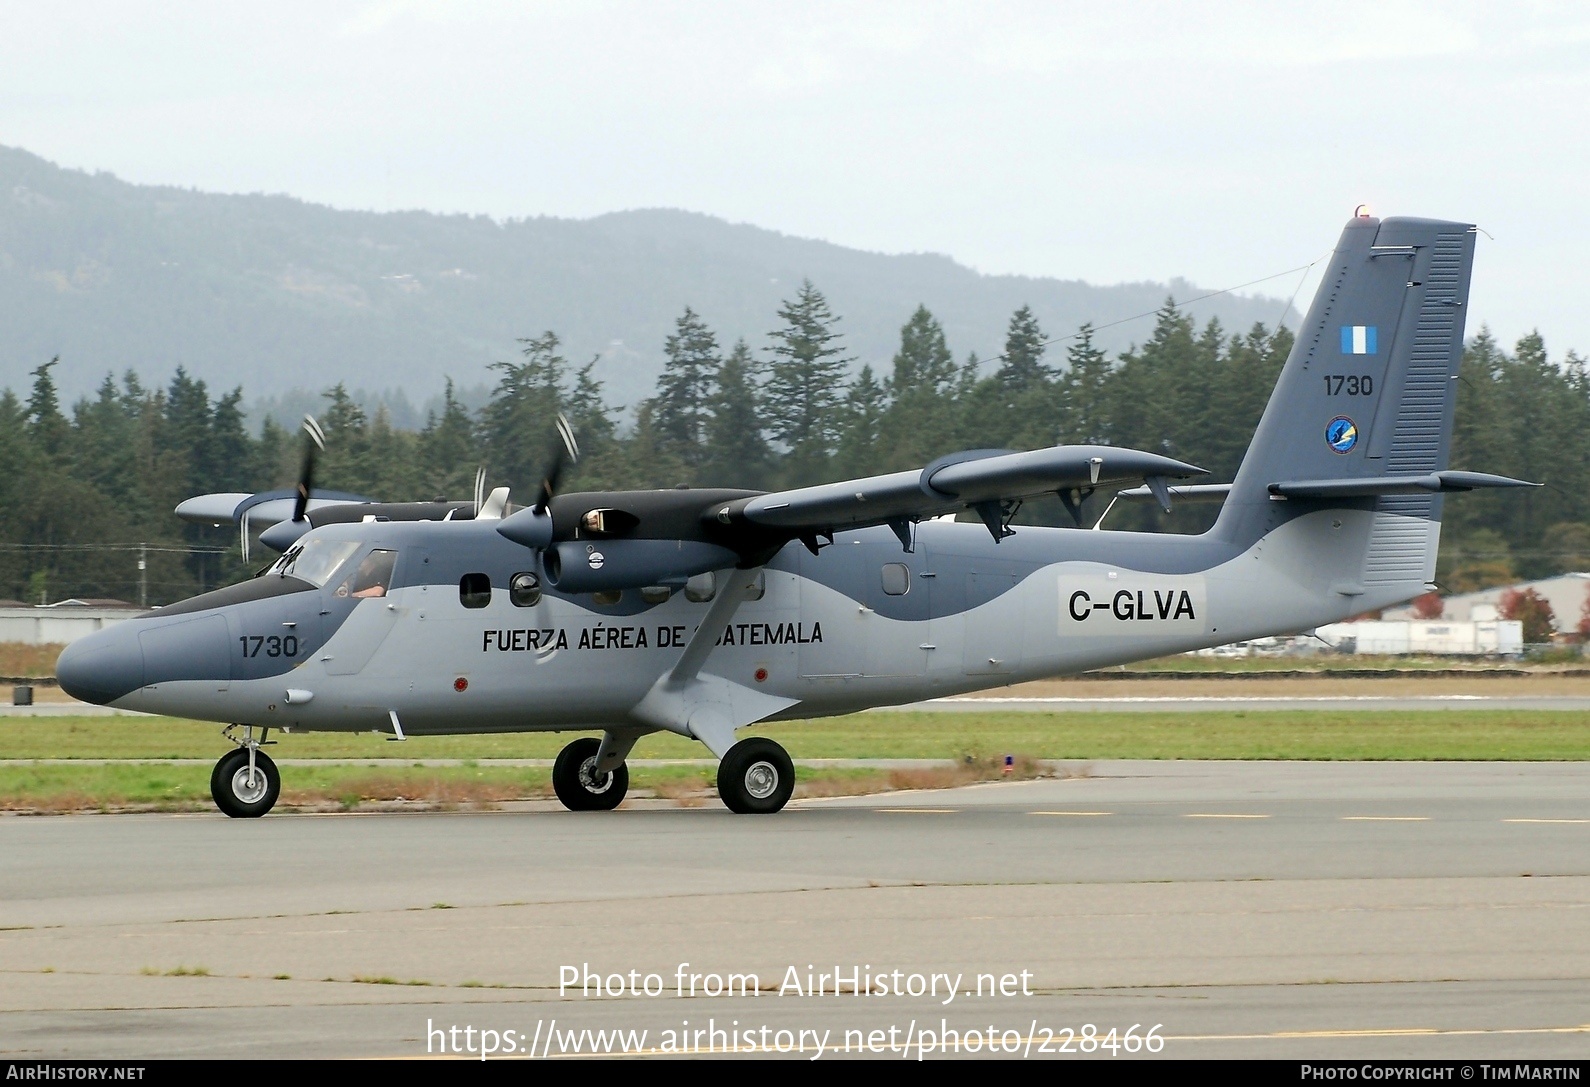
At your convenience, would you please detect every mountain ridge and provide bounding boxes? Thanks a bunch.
[0,145,1294,412]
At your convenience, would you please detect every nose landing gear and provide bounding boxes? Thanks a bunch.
[212,725,280,818]
[552,736,629,811]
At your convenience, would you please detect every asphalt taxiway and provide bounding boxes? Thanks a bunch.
[1,761,1586,1060]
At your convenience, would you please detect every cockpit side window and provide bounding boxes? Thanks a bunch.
[274,539,362,588]
[335,550,398,600]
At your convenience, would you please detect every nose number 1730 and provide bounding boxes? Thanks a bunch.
[239,635,299,658]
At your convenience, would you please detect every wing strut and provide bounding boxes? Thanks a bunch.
[629,567,798,757]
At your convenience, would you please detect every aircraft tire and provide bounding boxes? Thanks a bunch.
[717,738,794,815]
[552,737,628,812]
[211,748,281,818]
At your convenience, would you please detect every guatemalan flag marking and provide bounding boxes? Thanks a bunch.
[1340,325,1378,354]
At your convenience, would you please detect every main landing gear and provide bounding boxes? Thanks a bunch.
[212,725,280,818]
[717,737,794,814]
[550,734,795,814]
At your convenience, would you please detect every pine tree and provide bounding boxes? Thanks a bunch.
[702,340,771,489]
[833,365,887,479]
[210,390,254,492]
[480,332,568,494]
[26,358,70,457]
[763,280,853,484]
[316,384,374,495]
[651,307,721,470]
[878,306,958,470]
[1059,323,1111,446]
[969,306,1058,451]
[997,305,1050,394]
[418,379,479,500]
[562,359,624,491]
[1109,301,1196,459]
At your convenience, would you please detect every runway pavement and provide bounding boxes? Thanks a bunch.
[0,761,1587,1060]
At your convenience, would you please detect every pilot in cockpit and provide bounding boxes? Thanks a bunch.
[335,549,397,600]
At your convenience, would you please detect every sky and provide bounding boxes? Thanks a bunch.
[4,1,1588,357]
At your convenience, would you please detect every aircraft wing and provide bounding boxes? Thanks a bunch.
[175,488,373,529]
[713,445,1207,544]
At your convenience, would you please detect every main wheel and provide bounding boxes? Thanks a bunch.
[211,748,281,818]
[717,737,794,814]
[552,737,628,811]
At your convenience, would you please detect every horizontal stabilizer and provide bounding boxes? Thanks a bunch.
[1267,471,1537,499]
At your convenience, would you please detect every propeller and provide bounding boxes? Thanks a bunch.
[533,413,580,515]
[496,413,579,550]
[291,415,327,524]
[473,465,487,517]
[239,414,323,564]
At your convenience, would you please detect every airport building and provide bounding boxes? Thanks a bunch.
[1383,572,1590,633]
[0,601,139,646]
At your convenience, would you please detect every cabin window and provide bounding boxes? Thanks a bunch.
[509,571,541,607]
[459,573,492,609]
[592,589,623,606]
[335,550,397,600]
[684,571,716,603]
[881,563,910,596]
[640,585,672,605]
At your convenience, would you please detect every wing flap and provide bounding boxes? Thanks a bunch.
[924,445,1204,503]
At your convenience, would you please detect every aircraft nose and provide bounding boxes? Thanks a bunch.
[56,625,146,706]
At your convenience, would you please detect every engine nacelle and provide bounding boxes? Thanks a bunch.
[542,538,740,593]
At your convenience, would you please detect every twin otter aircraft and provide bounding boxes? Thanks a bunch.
[57,212,1532,817]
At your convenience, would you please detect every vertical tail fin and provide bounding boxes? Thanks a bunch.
[1215,213,1478,592]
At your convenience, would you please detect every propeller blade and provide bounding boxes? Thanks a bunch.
[291,415,326,523]
[473,466,486,517]
[532,413,580,515]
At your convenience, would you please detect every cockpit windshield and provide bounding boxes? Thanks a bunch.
[272,539,362,588]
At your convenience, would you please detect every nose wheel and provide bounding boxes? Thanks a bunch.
[211,746,280,818]
[552,737,629,811]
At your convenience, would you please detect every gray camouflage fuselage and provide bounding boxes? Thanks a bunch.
[57,213,1498,750]
[58,485,1422,736]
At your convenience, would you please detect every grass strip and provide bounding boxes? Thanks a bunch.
[3,710,1588,763]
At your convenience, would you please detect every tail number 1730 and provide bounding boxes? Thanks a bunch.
[239,635,299,658]
[1324,374,1373,395]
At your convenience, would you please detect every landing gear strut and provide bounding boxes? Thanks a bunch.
[552,737,629,811]
[717,737,794,814]
[212,725,280,818]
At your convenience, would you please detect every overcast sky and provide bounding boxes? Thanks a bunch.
[5,1,1588,356]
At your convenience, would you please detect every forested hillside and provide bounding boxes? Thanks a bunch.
[0,145,1292,411]
[0,284,1584,607]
